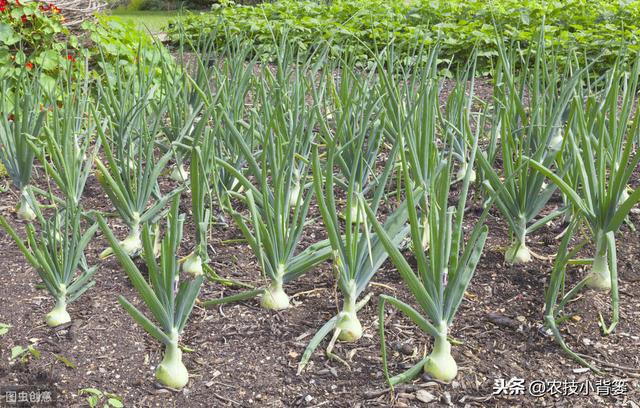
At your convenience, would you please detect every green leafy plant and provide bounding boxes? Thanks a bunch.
[32,67,100,208]
[171,0,640,71]
[0,73,46,220]
[11,343,41,363]
[97,196,203,390]
[93,47,160,151]
[442,61,480,184]
[157,54,205,183]
[539,219,595,370]
[79,388,124,408]
[0,0,75,83]
[205,98,331,310]
[297,138,403,372]
[205,37,269,216]
[93,65,181,258]
[181,113,214,277]
[377,45,441,251]
[0,204,98,327]
[528,58,640,335]
[315,58,384,223]
[81,15,173,83]
[476,31,584,264]
[0,323,11,336]
[365,116,487,384]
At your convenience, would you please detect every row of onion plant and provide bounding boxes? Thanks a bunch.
[202,54,333,309]
[1,30,639,391]
[531,58,640,341]
[476,33,587,264]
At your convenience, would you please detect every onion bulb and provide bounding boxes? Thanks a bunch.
[45,295,71,327]
[182,253,203,277]
[16,195,36,221]
[155,342,189,389]
[423,335,457,382]
[504,240,532,264]
[260,281,290,310]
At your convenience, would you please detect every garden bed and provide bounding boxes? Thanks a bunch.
[2,3,640,405]
[0,151,638,407]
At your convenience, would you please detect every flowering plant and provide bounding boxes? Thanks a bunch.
[0,0,78,82]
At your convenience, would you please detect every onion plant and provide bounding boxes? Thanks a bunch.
[0,74,46,220]
[443,62,479,183]
[182,116,249,288]
[32,71,99,208]
[208,41,259,213]
[161,31,255,221]
[94,50,159,155]
[582,58,639,228]
[182,113,214,277]
[377,48,440,251]
[297,140,404,372]
[0,203,98,327]
[365,123,487,384]
[213,111,260,213]
[475,36,583,264]
[94,103,181,259]
[528,59,640,334]
[250,55,317,205]
[98,196,203,389]
[157,56,206,183]
[206,114,331,310]
[314,59,384,223]
[541,219,597,369]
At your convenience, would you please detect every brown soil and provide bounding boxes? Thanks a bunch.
[1,165,639,408]
[1,79,639,407]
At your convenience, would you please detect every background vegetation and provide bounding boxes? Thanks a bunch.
[171,0,640,71]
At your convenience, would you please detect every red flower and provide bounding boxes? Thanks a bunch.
[21,14,27,23]
[66,54,76,62]
[15,0,20,5]
[25,61,33,70]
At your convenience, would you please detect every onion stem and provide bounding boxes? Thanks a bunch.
[289,180,301,207]
[99,221,142,259]
[548,130,563,151]
[456,162,476,183]
[289,167,302,207]
[619,188,630,208]
[337,281,363,342]
[505,219,531,264]
[586,231,611,290]
[421,216,430,250]
[347,200,365,224]
[169,163,189,182]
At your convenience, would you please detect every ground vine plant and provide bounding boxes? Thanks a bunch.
[0,14,639,406]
